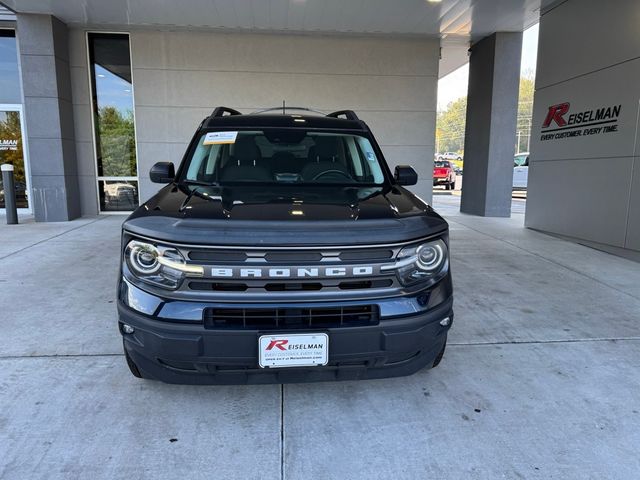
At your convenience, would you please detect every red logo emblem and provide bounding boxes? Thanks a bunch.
[542,102,570,128]
[266,339,288,351]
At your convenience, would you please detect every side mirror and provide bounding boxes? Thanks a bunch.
[150,162,175,184]
[394,165,418,186]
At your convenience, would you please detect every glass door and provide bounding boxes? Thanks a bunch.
[0,104,29,211]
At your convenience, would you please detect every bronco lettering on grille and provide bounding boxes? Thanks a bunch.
[210,266,374,278]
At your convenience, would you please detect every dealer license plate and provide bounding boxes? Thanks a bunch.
[258,333,329,368]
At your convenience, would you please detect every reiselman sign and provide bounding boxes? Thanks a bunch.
[540,102,621,141]
[0,139,19,151]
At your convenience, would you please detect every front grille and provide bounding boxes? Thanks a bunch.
[188,251,247,262]
[185,247,394,264]
[338,249,393,261]
[264,252,323,263]
[189,278,393,292]
[177,243,406,296]
[203,305,379,330]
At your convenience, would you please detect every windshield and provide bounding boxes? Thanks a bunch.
[434,161,450,168]
[180,130,387,186]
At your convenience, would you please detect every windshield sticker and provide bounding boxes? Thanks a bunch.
[203,131,238,145]
[366,151,376,162]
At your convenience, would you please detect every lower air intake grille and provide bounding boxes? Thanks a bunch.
[203,305,379,330]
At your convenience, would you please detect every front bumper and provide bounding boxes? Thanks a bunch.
[433,177,451,185]
[118,281,453,384]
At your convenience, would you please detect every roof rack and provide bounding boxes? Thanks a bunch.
[210,106,242,117]
[251,106,326,115]
[207,106,361,123]
[326,110,359,121]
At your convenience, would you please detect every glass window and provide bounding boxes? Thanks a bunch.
[0,30,21,104]
[98,180,139,211]
[0,109,28,209]
[182,130,386,186]
[88,33,138,211]
[514,155,529,167]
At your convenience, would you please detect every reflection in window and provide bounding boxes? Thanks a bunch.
[0,110,28,209]
[99,180,139,211]
[0,30,21,104]
[88,33,139,211]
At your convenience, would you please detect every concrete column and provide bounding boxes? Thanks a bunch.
[460,32,522,217]
[17,14,80,221]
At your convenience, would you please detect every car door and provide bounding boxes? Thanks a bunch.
[447,161,455,183]
[513,155,529,189]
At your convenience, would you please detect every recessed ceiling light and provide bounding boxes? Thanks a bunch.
[427,0,442,3]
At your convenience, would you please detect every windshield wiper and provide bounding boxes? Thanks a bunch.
[178,184,222,212]
[181,179,219,187]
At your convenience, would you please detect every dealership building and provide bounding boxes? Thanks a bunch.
[0,0,638,260]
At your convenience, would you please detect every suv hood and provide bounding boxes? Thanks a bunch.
[124,184,448,246]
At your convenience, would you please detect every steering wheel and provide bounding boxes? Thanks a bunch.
[312,170,352,181]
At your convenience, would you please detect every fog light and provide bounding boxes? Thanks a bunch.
[122,324,135,334]
[439,317,451,327]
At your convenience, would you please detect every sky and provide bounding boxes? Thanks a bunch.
[95,64,135,114]
[437,23,539,112]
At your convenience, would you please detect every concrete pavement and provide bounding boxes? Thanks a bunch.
[1,208,639,479]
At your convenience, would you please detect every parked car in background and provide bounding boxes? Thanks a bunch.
[436,152,462,160]
[437,152,462,162]
[433,160,456,190]
[513,152,529,190]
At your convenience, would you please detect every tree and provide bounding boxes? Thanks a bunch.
[516,72,535,153]
[436,97,467,154]
[0,111,25,182]
[436,73,536,156]
[95,106,137,177]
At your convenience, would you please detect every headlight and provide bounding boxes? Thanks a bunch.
[383,238,448,287]
[124,240,203,289]
[127,242,161,275]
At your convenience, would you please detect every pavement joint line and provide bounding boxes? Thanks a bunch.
[448,337,640,346]
[3,336,640,361]
[280,384,285,480]
[0,216,108,261]
[445,216,640,303]
[0,353,124,360]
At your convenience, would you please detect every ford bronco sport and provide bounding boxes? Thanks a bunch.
[118,107,453,384]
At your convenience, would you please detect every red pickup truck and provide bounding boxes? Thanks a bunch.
[433,160,456,190]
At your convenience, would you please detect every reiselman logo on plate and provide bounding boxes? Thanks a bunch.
[540,102,621,142]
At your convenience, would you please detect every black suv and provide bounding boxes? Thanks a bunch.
[118,107,453,384]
